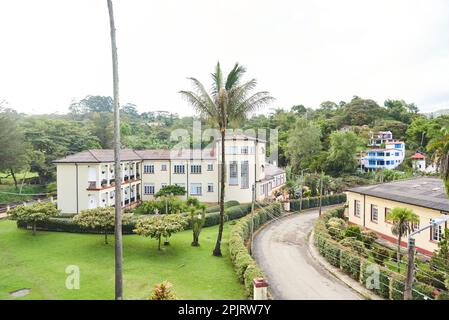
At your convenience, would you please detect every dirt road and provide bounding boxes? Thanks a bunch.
[252,208,362,300]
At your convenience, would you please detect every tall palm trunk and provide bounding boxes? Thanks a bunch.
[213,129,226,256]
[107,0,123,300]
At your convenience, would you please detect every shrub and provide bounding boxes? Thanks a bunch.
[361,230,378,248]
[390,277,405,300]
[243,264,264,298]
[340,247,361,280]
[324,240,340,267]
[360,261,391,299]
[370,245,389,266]
[412,282,436,300]
[339,237,366,256]
[8,202,60,235]
[234,251,254,282]
[150,281,176,300]
[205,201,240,213]
[326,217,347,240]
[344,225,362,240]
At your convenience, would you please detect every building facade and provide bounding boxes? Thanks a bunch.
[346,177,449,254]
[54,134,286,214]
[360,131,405,171]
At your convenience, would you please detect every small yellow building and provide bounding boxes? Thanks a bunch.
[346,177,449,255]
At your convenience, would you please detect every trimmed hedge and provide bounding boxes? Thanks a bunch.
[205,200,241,213]
[17,217,136,234]
[229,202,283,298]
[290,193,346,211]
[314,207,445,300]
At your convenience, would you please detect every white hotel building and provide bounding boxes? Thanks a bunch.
[54,134,286,214]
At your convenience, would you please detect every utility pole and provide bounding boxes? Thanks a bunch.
[404,237,415,300]
[318,171,324,216]
[107,0,123,300]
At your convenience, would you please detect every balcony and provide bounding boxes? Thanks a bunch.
[87,181,98,190]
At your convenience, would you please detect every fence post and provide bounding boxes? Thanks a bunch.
[50,196,54,203]
[6,205,10,212]
[253,278,268,300]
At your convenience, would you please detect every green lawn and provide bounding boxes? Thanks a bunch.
[0,220,245,300]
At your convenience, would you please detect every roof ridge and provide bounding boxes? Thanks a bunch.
[87,150,100,162]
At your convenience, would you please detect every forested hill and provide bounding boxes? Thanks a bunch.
[1,95,448,184]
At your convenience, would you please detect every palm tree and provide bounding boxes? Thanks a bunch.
[387,207,419,272]
[429,127,449,193]
[180,62,274,256]
[106,0,123,300]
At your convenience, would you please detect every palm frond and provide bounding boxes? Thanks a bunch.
[179,90,216,120]
[211,62,223,99]
[225,63,246,90]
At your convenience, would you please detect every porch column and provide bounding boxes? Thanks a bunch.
[106,164,111,186]
[96,164,101,189]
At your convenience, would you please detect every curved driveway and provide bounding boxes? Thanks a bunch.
[252,208,362,300]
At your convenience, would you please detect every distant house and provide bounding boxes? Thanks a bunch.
[346,177,449,254]
[360,131,405,171]
[411,152,438,174]
[53,134,286,215]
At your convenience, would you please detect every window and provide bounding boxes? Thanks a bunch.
[385,208,391,223]
[229,161,238,185]
[241,146,249,154]
[431,219,442,241]
[174,165,185,174]
[207,183,214,192]
[144,183,155,195]
[371,205,378,222]
[161,164,167,171]
[190,183,202,195]
[395,152,400,156]
[386,152,390,157]
[395,144,402,148]
[241,161,249,189]
[207,164,214,171]
[190,164,202,174]
[161,183,167,188]
[144,164,154,174]
[354,200,361,217]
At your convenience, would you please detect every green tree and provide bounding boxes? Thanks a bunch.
[72,207,131,244]
[69,95,113,114]
[325,131,364,175]
[387,207,419,272]
[341,96,385,126]
[429,127,449,193]
[155,185,186,198]
[134,214,187,250]
[0,109,29,190]
[23,118,100,183]
[8,202,60,235]
[286,117,322,174]
[179,62,273,256]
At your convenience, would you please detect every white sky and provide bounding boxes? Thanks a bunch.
[1,0,449,116]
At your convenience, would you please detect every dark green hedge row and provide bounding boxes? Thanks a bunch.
[290,193,347,211]
[17,203,254,234]
[204,200,241,213]
[229,202,283,298]
[17,217,136,234]
[314,208,443,300]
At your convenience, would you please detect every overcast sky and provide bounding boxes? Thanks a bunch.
[1,0,449,116]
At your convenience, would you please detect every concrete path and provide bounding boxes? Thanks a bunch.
[252,208,362,300]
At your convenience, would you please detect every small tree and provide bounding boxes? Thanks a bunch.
[185,197,206,246]
[72,207,132,244]
[134,214,187,250]
[8,202,59,235]
[150,281,176,300]
[154,185,186,198]
[387,207,419,272]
